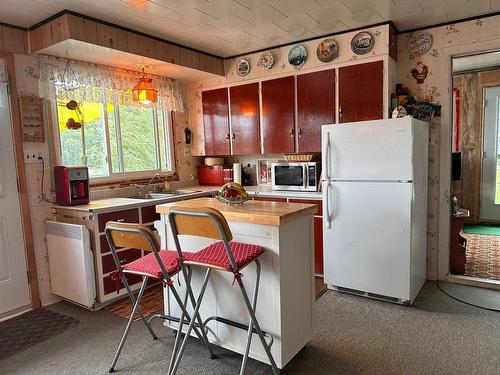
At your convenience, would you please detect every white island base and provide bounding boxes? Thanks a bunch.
[157,198,316,369]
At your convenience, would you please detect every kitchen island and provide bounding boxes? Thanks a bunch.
[156,198,317,369]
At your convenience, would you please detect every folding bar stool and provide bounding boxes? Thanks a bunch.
[166,207,279,375]
[104,221,215,374]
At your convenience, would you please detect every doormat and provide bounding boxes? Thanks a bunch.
[105,285,164,321]
[463,225,500,236]
[0,309,79,361]
[462,233,500,281]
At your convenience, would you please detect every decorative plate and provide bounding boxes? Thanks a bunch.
[351,31,374,55]
[288,45,308,67]
[257,51,274,70]
[408,32,433,56]
[316,39,339,62]
[236,59,250,76]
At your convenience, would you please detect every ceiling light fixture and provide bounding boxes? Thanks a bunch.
[132,65,158,105]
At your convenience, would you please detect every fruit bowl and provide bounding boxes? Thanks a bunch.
[212,191,257,206]
[213,182,257,206]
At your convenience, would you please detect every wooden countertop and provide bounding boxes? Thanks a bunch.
[156,197,317,226]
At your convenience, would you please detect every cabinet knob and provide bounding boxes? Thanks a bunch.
[232,133,236,141]
[298,128,302,138]
[289,128,295,138]
[338,106,343,117]
[225,133,230,140]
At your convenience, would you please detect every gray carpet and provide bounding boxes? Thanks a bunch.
[0,282,499,375]
[438,282,500,311]
[0,309,79,361]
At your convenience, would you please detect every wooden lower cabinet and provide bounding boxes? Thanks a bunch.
[53,204,162,308]
[255,196,324,275]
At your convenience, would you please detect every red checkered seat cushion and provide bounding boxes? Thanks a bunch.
[187,241,264,271]
[122,250,186,279]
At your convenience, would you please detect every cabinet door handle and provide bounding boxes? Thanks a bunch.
[232,133,236,141]
[289,128,294,138]
[338,106,343,117]
[225,133,230,140]
[298,128,303,138]
[116,219,125,222]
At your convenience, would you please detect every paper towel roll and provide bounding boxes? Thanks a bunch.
[233,163,242,184]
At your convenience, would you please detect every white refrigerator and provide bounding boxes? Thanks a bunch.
[321,118,428,305]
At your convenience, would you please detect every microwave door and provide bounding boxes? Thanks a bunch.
[273,165,306,190]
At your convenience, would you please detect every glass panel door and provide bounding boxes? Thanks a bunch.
[480,86,500,220]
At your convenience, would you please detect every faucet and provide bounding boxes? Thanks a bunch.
[131,183,143,195]
[146,173,162,193]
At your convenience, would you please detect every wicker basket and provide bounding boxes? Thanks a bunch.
[283,154,314,162]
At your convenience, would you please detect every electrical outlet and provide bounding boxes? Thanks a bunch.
[24,151,44,164]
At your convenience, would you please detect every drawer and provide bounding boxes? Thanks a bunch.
[289,198,322,216]
[314,216,324,275]
[198,165,224,186]
[102,248,143,274]
[254,196,287,203]
[100,234,110,254]
[141,205,160,224]
[98,208,140,232]
[103,273,143,295]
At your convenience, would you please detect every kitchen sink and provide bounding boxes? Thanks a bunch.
[127,193,177,199]
[126,190,202,199]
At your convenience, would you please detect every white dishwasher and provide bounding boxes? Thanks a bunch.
[46,221,96,308]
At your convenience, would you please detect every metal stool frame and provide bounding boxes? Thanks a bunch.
[166,208,279,375]
[105,222,215,374]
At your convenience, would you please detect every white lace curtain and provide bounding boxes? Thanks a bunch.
[38,55,184,112]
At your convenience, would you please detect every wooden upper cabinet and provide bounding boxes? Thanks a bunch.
[202,88,230,156]
[261,77,295,154]
[230,83,261,155]
[338,60,384,123]
[297,69,336,152]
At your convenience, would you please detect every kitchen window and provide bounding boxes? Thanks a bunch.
[53,94,175,181]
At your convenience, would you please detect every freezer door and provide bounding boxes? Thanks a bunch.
[323,181,412,300]
[323,119,414,181]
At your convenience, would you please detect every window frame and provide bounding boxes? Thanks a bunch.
[51,92,176,184]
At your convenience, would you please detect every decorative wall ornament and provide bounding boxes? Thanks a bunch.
[257,52,274,70]
[411,62,429,84]
[236,59,250,76]
[316,39,339,62]
[288,44,308,67]
[37,55,184,112]
[351,31,374,55]
[408,32,433,57]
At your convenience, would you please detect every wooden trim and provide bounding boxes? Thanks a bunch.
[28,13,224,76]
[0,51,41,309]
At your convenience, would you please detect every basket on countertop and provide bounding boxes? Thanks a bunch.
[283,154,314,162]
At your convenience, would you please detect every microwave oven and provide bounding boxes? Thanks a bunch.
[271,162,319,191]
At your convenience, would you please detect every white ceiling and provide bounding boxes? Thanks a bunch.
[1,0,500,57]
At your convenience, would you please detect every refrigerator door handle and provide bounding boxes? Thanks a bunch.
[325,133,332,180]
[325,182,333,229]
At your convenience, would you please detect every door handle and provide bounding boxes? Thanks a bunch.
[232,133,236,141]
[338,106,343,118]
[298,128,303,138]
[225,133,230,140]
[325,133,331,180]
[325,182,333,229]
[289,128,295,138]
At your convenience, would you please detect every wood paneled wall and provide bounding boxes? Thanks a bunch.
[28,14,224,76]
[0,24,28,54]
